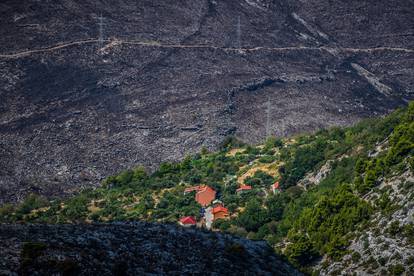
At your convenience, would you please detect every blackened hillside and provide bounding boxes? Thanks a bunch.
[0,0,413,203]
[0,222,301,275]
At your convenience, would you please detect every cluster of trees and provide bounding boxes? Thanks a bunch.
[244,171,275,187]
[0,140,281,224]
[285,185,371,265]
[279,138,328,189]
[0,194,48,222]
[354,103,414,195]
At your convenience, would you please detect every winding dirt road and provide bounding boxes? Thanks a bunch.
[1,38,413,59]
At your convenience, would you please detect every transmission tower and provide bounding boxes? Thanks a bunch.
[98,13,105,47]
[236,16,241,49]
[265,96,271,137]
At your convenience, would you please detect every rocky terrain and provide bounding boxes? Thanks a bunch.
[319,171,414,275]
[0,0,413,203]
[291,124,414,275]
[0,222,301,275]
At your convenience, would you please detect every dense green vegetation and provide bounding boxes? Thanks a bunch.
[1,102,413,273]
[285,184,371,265]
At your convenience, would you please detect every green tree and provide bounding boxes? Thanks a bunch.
[237,199,269,232]
[266,194,288,221]
[285,234,319,266]
[60,195,89,221]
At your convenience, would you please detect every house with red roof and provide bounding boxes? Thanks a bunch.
[178,216,197,227]
[271,181,280,194]
[184,186,202,194]
[195,186,216,207]
[212,205,229,220]
[236,185,252,194]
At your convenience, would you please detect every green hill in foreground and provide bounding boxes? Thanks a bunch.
[1,103,413,274]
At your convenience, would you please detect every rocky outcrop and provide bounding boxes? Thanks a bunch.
[0,0,413,203]
[319,171,414,275]
[0,222,301,275]
[297,159,334,190]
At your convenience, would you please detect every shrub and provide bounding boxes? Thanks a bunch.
[280,138,328,188]
[378,256,387,266]
[403,223,414,244]
[244,145,260,155]
[351,251,361,263]
[285,234,319,266]
[60,195,89,221]
[388,263,405,275]
[15,194,48,219]
[406,256,414,266]
[244,176,261,187]
[237,199,270,232]
[266,194,288,221]
[286,185,371,261]
[355,159,366,174]
[258,155,276,163]
[263,137,283,152]
[220,136,245,150]
[387,221,401,236]
[212,219,231,231]
[0,204,15,222]
[244,171,275,188]
[285,186,303,199]
[364,170,377,189]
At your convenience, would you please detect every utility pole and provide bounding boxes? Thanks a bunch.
[226,90,234,112]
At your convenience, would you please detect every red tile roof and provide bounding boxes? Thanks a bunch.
[179,216,197,225]
[184,186,201,193]
[236,185,252,192]
[212,206,228,214]
[198,186,215,193]
[195,186,216,206]
[272,182,280,189]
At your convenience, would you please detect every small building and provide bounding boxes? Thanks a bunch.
[212,205,229,220]
[212,199,223,206]
[204,206,213,230]
[184,186,201,195]
[195,186,216,207]
[236,185,252,194]
[271,182,280,194]
[179,216,197,227]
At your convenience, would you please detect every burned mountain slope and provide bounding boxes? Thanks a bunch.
[0,0,413,203]
[0,222,301,275]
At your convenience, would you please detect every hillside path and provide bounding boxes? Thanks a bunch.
[1,38,413,59]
